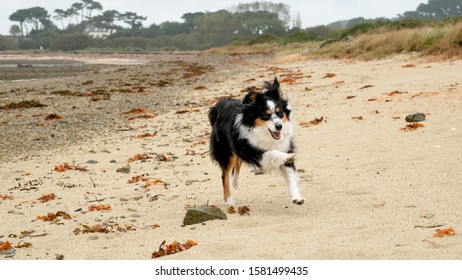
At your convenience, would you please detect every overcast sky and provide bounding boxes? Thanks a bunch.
[1,0,426,35]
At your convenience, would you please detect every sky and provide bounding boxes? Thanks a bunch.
[0,0,426,35]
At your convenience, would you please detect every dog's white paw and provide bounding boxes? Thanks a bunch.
[292,197,305,205]
[226,197,236,206]
[283,153,295,165]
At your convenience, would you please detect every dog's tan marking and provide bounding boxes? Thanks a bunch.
[222,154,237,202]
[255,118,267,127]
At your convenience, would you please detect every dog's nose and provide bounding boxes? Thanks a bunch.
[275,123,283,131]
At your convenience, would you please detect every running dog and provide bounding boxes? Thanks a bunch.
[208,78,304,205]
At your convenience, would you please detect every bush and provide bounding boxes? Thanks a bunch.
[50,33,92,51]
[0,36,16,50]
[247,33,280,45]
[284,31,311,44]
[18,39,41,50]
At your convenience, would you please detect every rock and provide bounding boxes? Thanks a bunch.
[86,160,99,164]
[405,113,426,123]
[116,165,131,174]
[183,206,227,225]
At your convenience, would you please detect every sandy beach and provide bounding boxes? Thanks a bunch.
[0,52,461,260]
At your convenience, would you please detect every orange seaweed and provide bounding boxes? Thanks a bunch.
[0,241,12,251]
[433,227,455,237]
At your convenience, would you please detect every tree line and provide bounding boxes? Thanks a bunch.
[1,0,461,52]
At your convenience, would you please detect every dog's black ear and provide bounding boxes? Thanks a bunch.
[243,91,259,105]
[265,77,281,100]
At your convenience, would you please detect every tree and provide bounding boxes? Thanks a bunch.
[194,10,240,47]
[417,0,462,19]
[93,10,119,33]
[235,10,286,36]
[231,1,291,28]
[9,9,29,37]
[71,3,83,24]
[66,7,79,26]
[54,9,67,29]
[292,11,302,29]
[9,25,21,36]
[160,21,189,35]
[181,12,205,31]
[119,12,147,30]
[27,7,50,32]
[400,0,462,20]
[86,1,103,22]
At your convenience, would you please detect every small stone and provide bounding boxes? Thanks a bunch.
[183,206,227,225]
[116,165,131,174]
[130,213,141,218]
[119,196,130,202]
[405,113,426,123]
[86,160,99,164]
[55,254,64,260]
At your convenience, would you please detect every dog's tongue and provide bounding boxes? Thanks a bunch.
[271,131,281,140]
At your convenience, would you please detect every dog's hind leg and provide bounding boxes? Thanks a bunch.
[221,154,237,205]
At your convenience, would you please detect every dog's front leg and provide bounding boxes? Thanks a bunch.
[260,150,295,173]
[280,164,304,205]
[260,150,304,205]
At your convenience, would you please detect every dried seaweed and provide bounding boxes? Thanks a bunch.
[128,153,153,162]
[88,204,112,211]
[54,163,88,172]
[0,241,12,251]
[73,222,136,235]
[151,240,198,259]
[0,194,14,200]
[36,211,71,221]
[433,227,455,237]
[401,122,424,131]
[38,193,56,203]
[1,100,47,110]
[135,132,157,139]
[322,73,336,79]
[14,240,32,248]
[44,113,64,121]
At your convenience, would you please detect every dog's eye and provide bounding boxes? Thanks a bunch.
[260,113,271,120]
[276,111,284,118]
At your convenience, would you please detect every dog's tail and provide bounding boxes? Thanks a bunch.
[208,105,218,126]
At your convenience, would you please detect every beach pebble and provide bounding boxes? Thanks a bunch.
[86,160,99,164]
[405,113,426,122]
[116,165,131,173]
[183,206,227,225]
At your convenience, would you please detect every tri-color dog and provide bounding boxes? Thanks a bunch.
[208,77,304,205]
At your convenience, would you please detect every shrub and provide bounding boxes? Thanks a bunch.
[50,33,92,51]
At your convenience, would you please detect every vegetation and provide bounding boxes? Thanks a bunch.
[1,0,462,59]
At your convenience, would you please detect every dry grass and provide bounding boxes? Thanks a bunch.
[202,41,321,56]
[309,22,462,60]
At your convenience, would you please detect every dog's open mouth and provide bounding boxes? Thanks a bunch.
[269,129,281,140]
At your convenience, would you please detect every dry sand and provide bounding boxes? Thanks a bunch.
[0,53,461,260]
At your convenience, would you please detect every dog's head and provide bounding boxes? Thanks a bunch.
[241,77,292,141]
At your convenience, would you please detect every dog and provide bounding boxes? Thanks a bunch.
[208,77,304,205]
